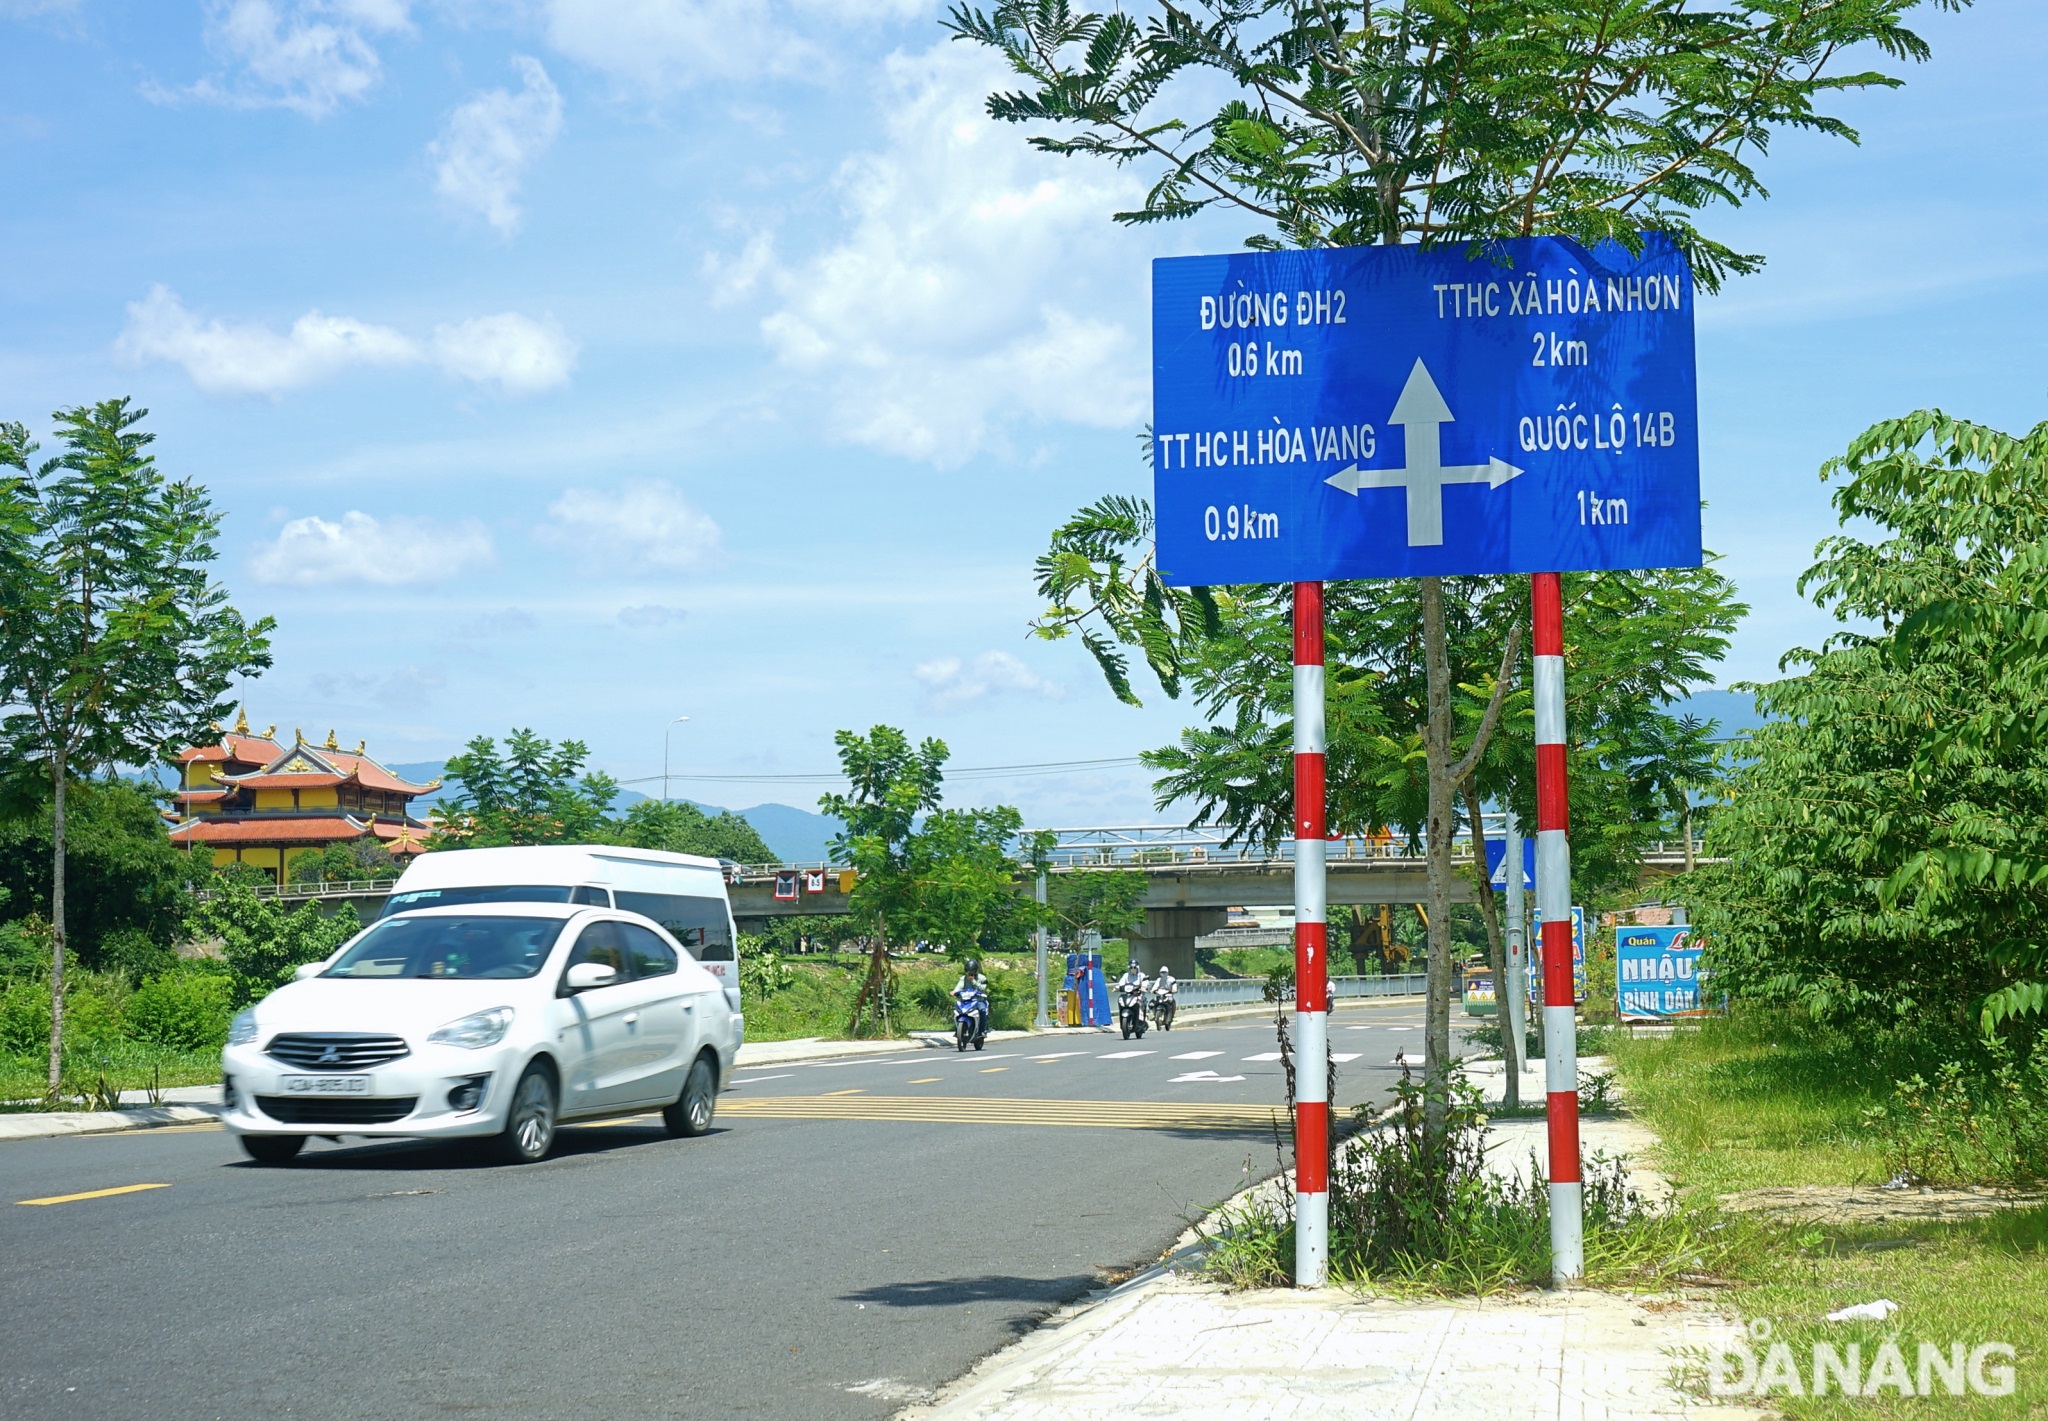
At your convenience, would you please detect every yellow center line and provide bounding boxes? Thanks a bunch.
[823,1088,867,1096]
[907,1078,943,1084]
[18,1182,171,1207]
[980,1067,1008,1073]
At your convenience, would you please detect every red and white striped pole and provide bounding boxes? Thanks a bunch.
[1292,580,1329,1287]
[1532,571,1582,1282]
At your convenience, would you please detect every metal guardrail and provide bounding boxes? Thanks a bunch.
[252,879,396,900]
[1177,972,1428,1010]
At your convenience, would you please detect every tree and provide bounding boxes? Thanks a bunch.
[1046,868,1149,941]
[433,729,619,847]
[819,726,949,1034]
[951,0,1944,1138]
[1695,411,2048,1037]
[615,799,777,863]
[186,877,361,1003]
[0,403,273,1092]
[905,805,1035,957]
[287,838,400,885]
[0,777,210,965]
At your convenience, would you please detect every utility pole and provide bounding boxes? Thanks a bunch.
[1034,867,1052,1030]
[662,715,690,804]
[1533,573,1581,1283]
[1504,809,1529,1108]
[1292,580,1329,1287]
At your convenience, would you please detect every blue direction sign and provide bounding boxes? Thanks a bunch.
[1152,237,1701,585]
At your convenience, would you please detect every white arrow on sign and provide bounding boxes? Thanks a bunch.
[1325,358,1524,547]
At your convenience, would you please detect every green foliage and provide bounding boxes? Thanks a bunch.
[1045,868,1148,940]
[286,838,399,885]
[0,777,211,966]
[752,914,864,955]
[615,798,776,862]
[1692,411,2048,1032]
[735,933,797,998]
[1863,1041,2048,1189]
[1205,1064,1725,1291]
[947,0,1958,273]
[185,878,361,1001]
[0,913,48,978]
[125,969,236,1052]
[903,805,1034,957]
[98,927,177,985]
[434,728,619,847]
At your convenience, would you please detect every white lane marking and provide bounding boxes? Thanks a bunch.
[1331,1053,1362,1062]
[1029,1051,1094,1059]
[1098,1050,1155,1059]
[1171,1070,1248,1083]
[1243,1052,1283,1062]
[733,1073,795,1085]
[1170,1051,1223,1060]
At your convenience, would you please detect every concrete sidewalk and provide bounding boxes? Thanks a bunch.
[902,1052,1742,1421]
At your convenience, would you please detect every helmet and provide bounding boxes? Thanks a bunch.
[963,957,981,977]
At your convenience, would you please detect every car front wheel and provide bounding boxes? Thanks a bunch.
[240,1133,305,1164]
[488,1065,557,1164]
[664,1057,717,1138]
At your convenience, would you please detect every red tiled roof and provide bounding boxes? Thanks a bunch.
[170,816,367,845]
[177,734,282,765]
[175,788,229,803]
[323,752,439,795]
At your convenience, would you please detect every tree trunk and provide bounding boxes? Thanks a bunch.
[1682,800,1696,874]
[1463,782,1518,1109]
[46,754,66,1097]
[848,915,894,1037]
[1419,578,1457,1143]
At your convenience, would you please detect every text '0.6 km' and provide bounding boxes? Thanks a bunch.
[1151,236,1704,585]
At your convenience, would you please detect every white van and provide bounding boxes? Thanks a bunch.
[380,846,743,1030]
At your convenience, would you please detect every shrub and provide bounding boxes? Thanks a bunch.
[0,977,50,1054]
[99,927,177,985]
[737,934,796,998]
[1864,1042,2048,1188]
[0,915,49,978]
[126,971,236,1053]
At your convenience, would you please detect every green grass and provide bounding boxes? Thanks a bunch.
[1613,1012,2047,1417]
[742,956,1037,1042]
[1,1044,223,1109]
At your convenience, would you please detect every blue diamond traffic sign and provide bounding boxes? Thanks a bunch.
[1152,237,1702,585]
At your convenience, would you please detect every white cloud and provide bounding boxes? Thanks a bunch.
[311,663,445,708]
[169,0,412,117]
[116,286,417,395]
[431,312,577,392]
[752,42,1146,463]
[117,287,576,397]
[249,510,495,586]
[618,603,689,628]
[913,650,1065,712]
[539,481,722,574]
[430,56,563,237]
[540,0,929,91]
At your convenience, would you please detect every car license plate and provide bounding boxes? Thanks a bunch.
[280,1074,372,1095]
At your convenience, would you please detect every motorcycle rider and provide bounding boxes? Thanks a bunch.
[1115,959,1150,1033]
[1149,964,1178,1029]
[953,957,991,1041]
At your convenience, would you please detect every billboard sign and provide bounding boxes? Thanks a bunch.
[1153,236,1700,585]
[1616,924,1708,1019]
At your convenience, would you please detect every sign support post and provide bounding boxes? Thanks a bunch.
[1532,571,1581,1282]
[1293,580,1329,1287]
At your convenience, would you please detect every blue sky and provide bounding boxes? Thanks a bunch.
[2,0,2041,827]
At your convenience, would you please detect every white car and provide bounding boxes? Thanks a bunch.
[220,902,739,1165]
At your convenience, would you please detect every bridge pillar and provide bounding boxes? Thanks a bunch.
[1127,907,1226,979]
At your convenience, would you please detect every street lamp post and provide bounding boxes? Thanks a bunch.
[663,716,691,803]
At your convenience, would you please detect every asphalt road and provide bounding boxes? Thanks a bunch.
[1,999,1472,1421]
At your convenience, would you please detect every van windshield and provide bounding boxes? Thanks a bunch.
[380,885,574,919]
[325,915,567,979]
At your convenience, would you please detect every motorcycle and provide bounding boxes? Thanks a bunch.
[953,985,990,1052]
[1148,979,1177,1032]
[1116,980,1149,1040]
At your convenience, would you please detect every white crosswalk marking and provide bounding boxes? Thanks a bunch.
[1331,1053,1362,1062]
[1028,1051,1093,1060]
[1170,1051,1223,1060]
[1244,1052,1283,1062]
[1098,1050,1154,1059]
[1171,1070,1247,1083]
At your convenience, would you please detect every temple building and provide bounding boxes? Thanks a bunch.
[169,711,441,882]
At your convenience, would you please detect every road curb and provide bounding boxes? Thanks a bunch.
[0,1103,221,1144]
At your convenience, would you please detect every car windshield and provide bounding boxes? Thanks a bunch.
[323,916,567,979]
[379,885,573,918]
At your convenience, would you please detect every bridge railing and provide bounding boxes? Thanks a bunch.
[250,879,397,900]
[1177,972,1428,1010]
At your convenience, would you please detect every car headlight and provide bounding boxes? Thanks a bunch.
[226,1010,259,1047]
[427,1006,515,1050]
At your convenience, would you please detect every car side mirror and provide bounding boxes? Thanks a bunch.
[293,962,326,981]
[565,962,618,992]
